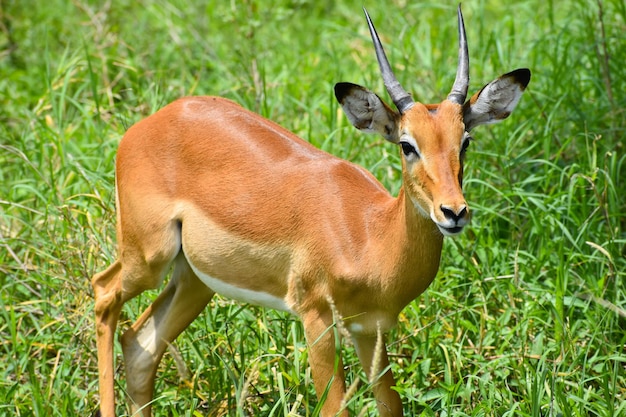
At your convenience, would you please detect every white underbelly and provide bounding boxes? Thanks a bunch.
[186,256,294,314]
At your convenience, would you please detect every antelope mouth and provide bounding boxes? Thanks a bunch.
[438,225,465,236]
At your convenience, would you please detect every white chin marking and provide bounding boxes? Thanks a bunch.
[437,225,464,237]
[186,258,294,314]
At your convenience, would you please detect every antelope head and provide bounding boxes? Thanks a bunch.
[335,5,530,236]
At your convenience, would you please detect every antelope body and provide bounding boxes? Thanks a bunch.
[92,6,530,417]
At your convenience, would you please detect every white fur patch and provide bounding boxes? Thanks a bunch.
[348,322,365,333]
[133,315,158,361]
[186,258,294,314]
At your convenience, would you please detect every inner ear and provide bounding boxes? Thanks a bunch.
[463,68,531,131]
[335,82,399,142]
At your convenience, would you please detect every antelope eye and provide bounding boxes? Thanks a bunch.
[400,141,419,158]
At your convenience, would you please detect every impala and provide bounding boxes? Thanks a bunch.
[92,5,530,417]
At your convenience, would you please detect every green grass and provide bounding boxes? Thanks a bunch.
[1,0,625,415]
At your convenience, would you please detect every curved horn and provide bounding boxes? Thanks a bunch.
[363,8,414,114]
[447,4,470,105]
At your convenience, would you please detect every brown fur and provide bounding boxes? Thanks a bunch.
[94,97,443,417]
[93,64,529,416]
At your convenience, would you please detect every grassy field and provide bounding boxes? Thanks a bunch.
[1,0,625,416]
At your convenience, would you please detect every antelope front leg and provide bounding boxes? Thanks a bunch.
[352,332,403,417]
[302,309,349,417]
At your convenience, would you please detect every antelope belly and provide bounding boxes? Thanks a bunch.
[186,258,294,314]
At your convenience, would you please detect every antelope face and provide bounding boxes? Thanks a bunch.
[399,101,470,236]
[335,5,530,237]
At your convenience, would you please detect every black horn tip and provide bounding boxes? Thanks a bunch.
[457,4,465,34]
[362,7,415,113]
[447,1,470,105]
[363,7,374,30]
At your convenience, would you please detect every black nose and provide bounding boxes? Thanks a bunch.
[440,205,467,223]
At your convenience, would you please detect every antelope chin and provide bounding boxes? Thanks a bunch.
[437,224,465,237]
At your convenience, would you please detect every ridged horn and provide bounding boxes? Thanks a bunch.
[447,4,470,105]
[363,8,414,114]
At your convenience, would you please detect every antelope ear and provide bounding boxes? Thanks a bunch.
[463,68,531,131]
[334,82,400,143]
